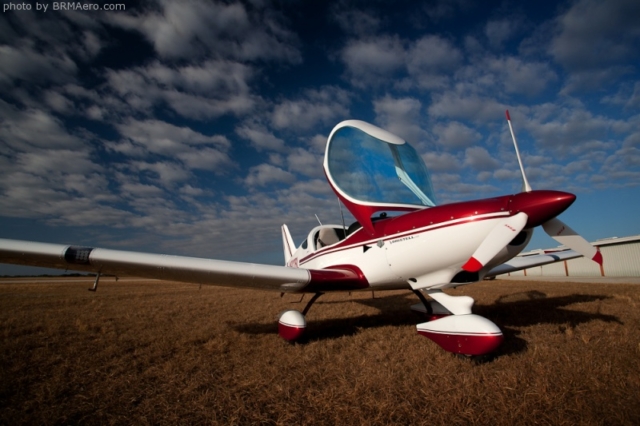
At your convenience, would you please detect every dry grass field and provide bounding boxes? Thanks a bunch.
[1,277,639,425]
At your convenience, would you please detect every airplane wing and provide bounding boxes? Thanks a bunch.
[486,249,583,277]
[0,238,366,293]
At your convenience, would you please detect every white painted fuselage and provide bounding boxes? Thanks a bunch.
[286,211,531,291]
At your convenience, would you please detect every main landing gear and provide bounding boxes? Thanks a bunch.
[277,292,323,341]
[413,290,503,356]
[277,290,503,356]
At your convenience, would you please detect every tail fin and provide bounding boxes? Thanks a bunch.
[281,224,295,265]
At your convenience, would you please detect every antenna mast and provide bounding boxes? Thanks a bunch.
[506,110,532,193]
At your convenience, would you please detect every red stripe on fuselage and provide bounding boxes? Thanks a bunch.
[299,195,512,266]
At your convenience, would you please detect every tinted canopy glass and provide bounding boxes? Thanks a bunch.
[327,126,436,207]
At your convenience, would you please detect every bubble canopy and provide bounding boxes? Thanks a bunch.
[324,120,437,211]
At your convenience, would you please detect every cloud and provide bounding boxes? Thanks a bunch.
[340,35,405,87]
[115,119,230,156]
[406,35,463,89]
[560,67,633,95]
[16,149,99,175]
[464,146,500,171]
[130,161,191,187]
[104,60,259,120]
[432,172,499,203]
[423,0,474,21]
[331,8,381,36]
[106,119,235,181]
[106,0,301,63]
[602,81,640,109]
[287,148,324,178]
[236,124,286,152]
[0,45,77,87]
[308,134,328,153]
[550,0,640,72]
[177,148,235,171]
[422,152,462,173]
[433,121,481,150]
[271,86,351,131]
[485,19,517,49]
[487,57,558,96]
[109,118,234,173]
[373,96,424,142]
[0,101,85,150]
[245,163,296,187]
[428,93,505,122]
[525,108,617,157]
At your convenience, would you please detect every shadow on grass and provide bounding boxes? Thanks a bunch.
[231,291,621,356]
[482,292,622,328]
[232,293,419,340]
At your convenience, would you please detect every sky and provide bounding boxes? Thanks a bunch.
[1,0,639,275]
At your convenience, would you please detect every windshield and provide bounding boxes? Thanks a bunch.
[327,126,436,207]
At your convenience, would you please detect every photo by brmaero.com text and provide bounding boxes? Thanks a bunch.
[3,2,126,13]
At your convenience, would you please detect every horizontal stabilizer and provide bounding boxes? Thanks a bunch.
[486,249,582,277]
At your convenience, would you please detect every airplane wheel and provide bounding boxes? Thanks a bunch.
[278,310,306,341]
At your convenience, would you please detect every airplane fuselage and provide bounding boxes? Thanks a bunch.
[287,190,575,292]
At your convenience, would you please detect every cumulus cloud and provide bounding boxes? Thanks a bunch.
[245,163,296,186]
[104,60,259,120]
[287,148,324,178]
[373,96,424,142]
[331,8,381,36]
[115,119,230,155]
[464,146,500,171]
[106,119,236,182]
[131,161,191,187]
[271,86,351,131]
[0,101,84,150]
[428,93,506,122]
[406,35,463,89]
[107,0,301,63]
[423,152,462,173]
[433,121,481,150]
[236,123,286,152]
[550,0,640,72]
[340,35,406,87]
[525,108,616,157]
[485,19,517,49]
[0,45,77,87]
[548,0,640,94]
[488,57,558,96]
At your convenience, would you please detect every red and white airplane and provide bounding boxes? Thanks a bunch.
[0,112,602,356]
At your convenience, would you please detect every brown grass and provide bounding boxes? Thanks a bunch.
[1,277,639,425]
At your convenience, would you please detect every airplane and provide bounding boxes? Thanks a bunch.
[0,112,602,356]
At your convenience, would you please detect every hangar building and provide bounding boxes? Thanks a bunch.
[500,234,640,278]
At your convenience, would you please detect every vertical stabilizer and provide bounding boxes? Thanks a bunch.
[281,224,295,265]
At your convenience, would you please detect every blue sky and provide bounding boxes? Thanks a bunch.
[1,0,639,275]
